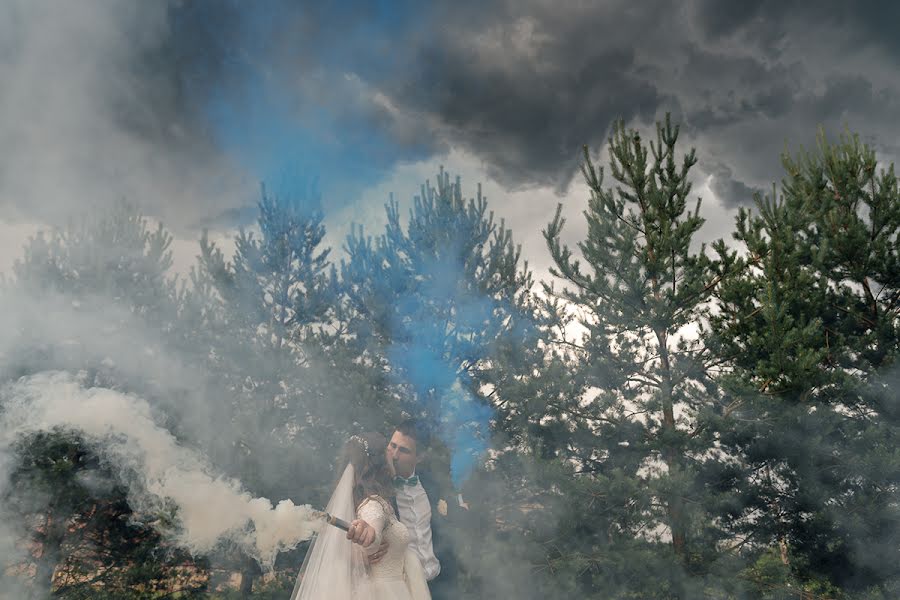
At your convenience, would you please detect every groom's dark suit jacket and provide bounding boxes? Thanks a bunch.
[390,469,460,596]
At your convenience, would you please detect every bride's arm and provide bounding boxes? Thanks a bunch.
[350,497,387,554]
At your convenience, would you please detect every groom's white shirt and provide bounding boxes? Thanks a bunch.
[395,472,441,581]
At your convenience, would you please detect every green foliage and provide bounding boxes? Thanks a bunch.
[711,130,900,593]
[3,202,202,597]
[340,167,537,468]
[2,121,897,599]
[193,182,375,504]
[4,201,179,385]
[13,201,175,317]
[5,430,206,599]
[191,184,370,592]
[539,114,739,596]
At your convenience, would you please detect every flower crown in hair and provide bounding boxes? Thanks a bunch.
[349,435,370,455]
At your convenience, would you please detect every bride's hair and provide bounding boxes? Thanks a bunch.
[340,432,394,510]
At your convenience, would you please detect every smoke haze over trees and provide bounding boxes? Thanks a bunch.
[0,116,898,600]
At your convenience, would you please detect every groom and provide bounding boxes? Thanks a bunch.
[374,419,462,598]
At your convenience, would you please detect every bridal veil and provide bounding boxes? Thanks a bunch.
[290,464,368,599]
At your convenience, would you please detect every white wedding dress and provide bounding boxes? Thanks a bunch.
[291,465,431,600]
[355,495,431,600]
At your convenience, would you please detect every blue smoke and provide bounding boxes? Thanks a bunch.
[384,243,511,488]
[169,2,505,487]
[387,336,495,488]
[168,0,437,221]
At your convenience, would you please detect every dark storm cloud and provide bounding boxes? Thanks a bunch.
[708,163,762,208]
[4,0,900,229]
[691,0,900,55]
[392,20,663,190]
[385,0,900,206]
[420,49,658,190]
[677,0,900,204]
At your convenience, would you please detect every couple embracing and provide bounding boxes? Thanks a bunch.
[291,420,461,600]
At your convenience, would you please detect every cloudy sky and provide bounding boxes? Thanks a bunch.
[2,0,899,278]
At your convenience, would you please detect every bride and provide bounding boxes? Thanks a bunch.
[291,432,431,600]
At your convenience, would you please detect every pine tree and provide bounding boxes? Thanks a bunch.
[12,200,175,321]
[5,430,207,599]
[340,168,536,486]
[541,115,737,594]
[197,181,350,475]
[339,170,545,599]
[710,130,900,594]
[5,202,178,385]
[195,182,374,594]
[3,203,203,597]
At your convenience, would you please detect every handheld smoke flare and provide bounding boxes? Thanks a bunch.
[312,510,351,532]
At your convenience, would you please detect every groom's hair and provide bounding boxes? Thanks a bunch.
[395,418,430,453]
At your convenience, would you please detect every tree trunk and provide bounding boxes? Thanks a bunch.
[657,330,687,560]
[36,512,65,593]
[239,555,261,597]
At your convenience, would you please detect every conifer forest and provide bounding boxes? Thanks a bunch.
[1,3,899,599]
[2,117,898,599]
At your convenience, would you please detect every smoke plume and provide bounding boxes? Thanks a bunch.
[1,371,321,570]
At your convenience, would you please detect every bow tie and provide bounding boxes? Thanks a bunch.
[393,475,419,487]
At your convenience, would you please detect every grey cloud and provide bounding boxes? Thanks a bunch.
[683,71,900,211]
[707,162,763,208]
[690,0,900,58]
[810,75,900,125]
[5,0,900,238]
[375,0,900,208]
[386,0,672,191]
[0,1,250,234]
[401,45,660,191]
[691,1,768,39]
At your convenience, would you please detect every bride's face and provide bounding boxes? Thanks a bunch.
[385,450,397,477]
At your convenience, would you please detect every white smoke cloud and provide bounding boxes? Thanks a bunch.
[1,371,321,570]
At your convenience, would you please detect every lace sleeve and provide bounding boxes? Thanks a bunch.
[356,496,387,554]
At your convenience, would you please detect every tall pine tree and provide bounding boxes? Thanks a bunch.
[340,168,536,486]
[197,185,363,481]
[542,115,738,596]
[340,169,544,599]
[3,202,202,597]
[710,130,900,595]
[194,182,386,593]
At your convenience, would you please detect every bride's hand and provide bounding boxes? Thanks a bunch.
[346,519,377,547]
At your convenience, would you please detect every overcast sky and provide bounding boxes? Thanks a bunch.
[2,0,899,278]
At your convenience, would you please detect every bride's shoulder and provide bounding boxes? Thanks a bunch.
[357,495,395,517]
[358,494,390,508]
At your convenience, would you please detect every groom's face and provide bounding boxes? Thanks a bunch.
[387,431,418,478]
